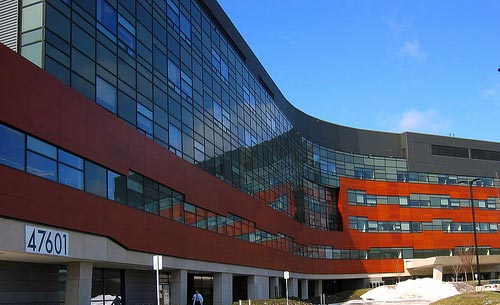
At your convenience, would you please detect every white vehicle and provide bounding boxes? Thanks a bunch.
[482,279,500,292]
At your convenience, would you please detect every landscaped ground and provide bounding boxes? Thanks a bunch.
[430,292,500,305]
[231,281,500,305]
[230,288,371,305]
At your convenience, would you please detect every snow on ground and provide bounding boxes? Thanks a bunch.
[360,278,460,301]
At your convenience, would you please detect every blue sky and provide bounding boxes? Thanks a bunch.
[217,0,500,142]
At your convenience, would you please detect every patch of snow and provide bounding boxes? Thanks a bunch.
[360,278,460,301]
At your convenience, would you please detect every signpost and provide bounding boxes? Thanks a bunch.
[153,255,163,305]
[284,271,289,305]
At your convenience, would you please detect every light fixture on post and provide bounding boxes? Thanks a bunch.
[458,178,483,287]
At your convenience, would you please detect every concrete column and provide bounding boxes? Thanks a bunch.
[314,280,323,297]
[300,280,308,300]
[65,261,93,305]
[269,277,279,298]
[248,275,269,300]
[433,265,443,281]
[214,273,232,305]
[171,269,187,305]
[289,278,298,298]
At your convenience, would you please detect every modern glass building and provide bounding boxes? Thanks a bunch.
[1,0,500,304]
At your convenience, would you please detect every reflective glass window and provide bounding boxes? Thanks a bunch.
[144,177,159,214]
[169,124,182,151]
[167,60,181,87]
[118,15,135,56]
[180,13,190,37]
[22,3,44,32]
[97,0,117,36]
[180,71,192,98]
[27,136,57,181]
[167,1,179,27]
[0,124,25,170]
[27,151,57,181]
[127,172,144,209]
[213,101,222,122]
[85,161,107,197]
[220,59,228,80]
[59,150,83,169]
[58,148,83,189]
[59,163,83,189]
[28,136,57,158]
[107,170,124,202]
[137,103,153,136]
[96,77,117,113]
[159,185,173,219]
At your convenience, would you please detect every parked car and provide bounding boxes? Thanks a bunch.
[482,279,500,292]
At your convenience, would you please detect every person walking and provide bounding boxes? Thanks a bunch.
[192,289,203,305]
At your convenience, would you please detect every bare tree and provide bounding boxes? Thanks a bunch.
[451,260,463,282]
[457,246,474,282]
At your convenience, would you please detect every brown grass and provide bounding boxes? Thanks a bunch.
[430,291,500,305]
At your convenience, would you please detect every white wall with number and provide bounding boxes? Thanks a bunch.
[25,225,69,256]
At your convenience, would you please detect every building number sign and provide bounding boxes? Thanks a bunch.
[25,225,69,256]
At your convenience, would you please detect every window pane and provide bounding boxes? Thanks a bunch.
[28,136,57,158]
[0,124,25,170]
[96,77,117,113]
[97,0,117,35]
[27,151,57,181]
[180,13,190,37]
[22,3,44,32]
[169,124,182,151]
[59,163,84,189]
[59,150,83,169]
[107,170,124,202]
[137,114,153,135]
[127,172,143,209]
[159,185,172,219]
[167,60,180,87]
[118,25,135,52]
[85,161,107,197]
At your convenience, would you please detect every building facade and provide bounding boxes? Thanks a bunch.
[1,0,499,304]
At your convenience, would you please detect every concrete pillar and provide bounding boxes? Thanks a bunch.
[269,277,279,299]
[65,261,93,305]
[289,278,298,298]
[314,280,323,297]
[171,269,187,305]
[433,265,443,281]
[214,273,232,305]
[300,279,308,299]
[248,275,269,300]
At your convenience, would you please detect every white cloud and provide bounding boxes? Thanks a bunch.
[382,16,406,34]
[395,109,450,134]
[400,39,426,61]
[480,83,500,99]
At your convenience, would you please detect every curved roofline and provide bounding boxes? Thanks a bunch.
[203,0,404,157]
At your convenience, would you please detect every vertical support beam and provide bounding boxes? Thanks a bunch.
[248,276,269,300]
[300,280,308,300]
[171,269,187,305]
[314,280,323,297]
[214,273,233,305]
[433,265,443,281]
[289,278,298,298]
[65,262,93,305]
[269,277,279,299]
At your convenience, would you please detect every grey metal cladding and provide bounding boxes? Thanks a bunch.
[0,0,18,52]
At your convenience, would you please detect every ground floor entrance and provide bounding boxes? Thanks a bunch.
[0,217,433,305]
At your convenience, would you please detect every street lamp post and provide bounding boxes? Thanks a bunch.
[458,178,482,286]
